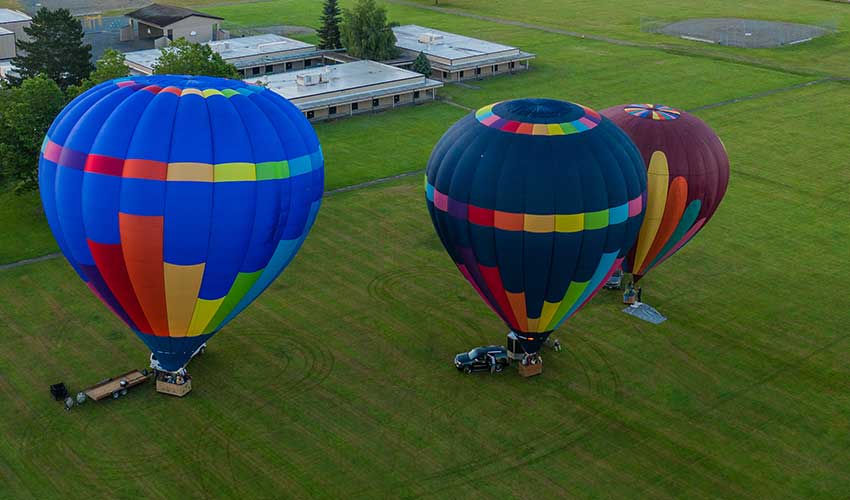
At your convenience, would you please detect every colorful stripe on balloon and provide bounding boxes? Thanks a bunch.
[475,102,602,135]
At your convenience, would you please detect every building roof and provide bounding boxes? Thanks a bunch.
[125,3,223,28]
[245,60,442,109]
[125,34,317,72]
[393,25,519,62]
[0,8,31,24]
[0,27,12,36]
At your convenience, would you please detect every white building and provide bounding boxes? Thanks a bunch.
[246,60,443,121]
[124,34,327,76]
[392,25,535,81]
[0,8,31,61]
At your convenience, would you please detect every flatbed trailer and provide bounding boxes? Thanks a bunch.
[82,370,150,401]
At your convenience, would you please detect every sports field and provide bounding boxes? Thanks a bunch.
[1,1,849,498]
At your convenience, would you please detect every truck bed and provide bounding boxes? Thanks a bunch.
[83,370,150,401]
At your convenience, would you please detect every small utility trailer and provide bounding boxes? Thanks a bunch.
[81,370,151,401]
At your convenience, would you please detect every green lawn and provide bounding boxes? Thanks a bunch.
[0,191,57,264]
[199,0,850,77]
[396,0,850,77]
[1,81,849,497]
[1,0,849,496]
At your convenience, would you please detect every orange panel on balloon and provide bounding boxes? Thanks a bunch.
[642,176,688,274]
[119,213,170,336]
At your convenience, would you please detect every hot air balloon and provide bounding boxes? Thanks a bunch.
[426,98,647,355]
[39,75,324,373]
[600,104,729,282]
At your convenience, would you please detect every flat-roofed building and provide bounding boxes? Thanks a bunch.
[246,60,443,121]
[392,25,534,81]
[124,34,327,76]
[0,8,31,60]
[122,3,225,45]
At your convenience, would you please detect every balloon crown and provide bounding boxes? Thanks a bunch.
[623,104,681,121]
[475,98,602,136]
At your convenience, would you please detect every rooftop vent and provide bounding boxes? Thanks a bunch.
[212,42,230,53]
[296,70,328,86]
[418,32,443,44]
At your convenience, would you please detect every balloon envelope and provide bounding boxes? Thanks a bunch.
[600,104,729,280]
[39,75,324,371]
[426,98,647,353]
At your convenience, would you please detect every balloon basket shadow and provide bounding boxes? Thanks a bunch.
[155,372,192,397]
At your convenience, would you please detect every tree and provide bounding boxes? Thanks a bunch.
[66,49,130,99]
[11,7,93,90]
[340,0,400,60]
[318,0,342,50]
[0,75,66,193]
[152,38,239,79]
[412,51,431,76]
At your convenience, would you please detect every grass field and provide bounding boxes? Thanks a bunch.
[1,0,850,497]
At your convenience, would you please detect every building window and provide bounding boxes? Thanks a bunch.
[372,98,379,107]
[393,95,400,103]
[414,91,420,99]
[252,67,260,75]
[305,59,312,67]
[459,71,465,78]
[329,106,337,115]
[238,69,245,77]
[167,29,173,40]
[475,67,481,75]
[306,110,314,119]
[493,64,499,72]
[286,62,292,70]
[265,65,274,73]
[352,102,359,111]
[442,71,448,79]
[510,61,516,69]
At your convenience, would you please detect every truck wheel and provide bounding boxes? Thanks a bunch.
[495,363,503,373]
[121,389,128,396]
[463,366,472,374]
[112,391,120,399]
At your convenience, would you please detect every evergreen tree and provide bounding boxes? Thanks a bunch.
[152,38,239,79]
[318,0,342,50]
[340,0,399,60]
[412,51,431,76]
[11,8,93,90]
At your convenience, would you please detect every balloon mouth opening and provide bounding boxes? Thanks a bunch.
[513,331,552,354]
[493,98,587,124]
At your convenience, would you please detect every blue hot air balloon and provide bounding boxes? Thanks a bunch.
[426,98,647,354]
[39,75,324,371]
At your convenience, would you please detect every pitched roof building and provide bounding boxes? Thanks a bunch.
[122,3,225,44]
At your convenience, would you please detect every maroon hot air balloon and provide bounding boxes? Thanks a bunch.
[600,104,729,281]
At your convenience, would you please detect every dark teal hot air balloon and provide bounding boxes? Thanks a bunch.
[426,98,647,354]
[39,75,324,371]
